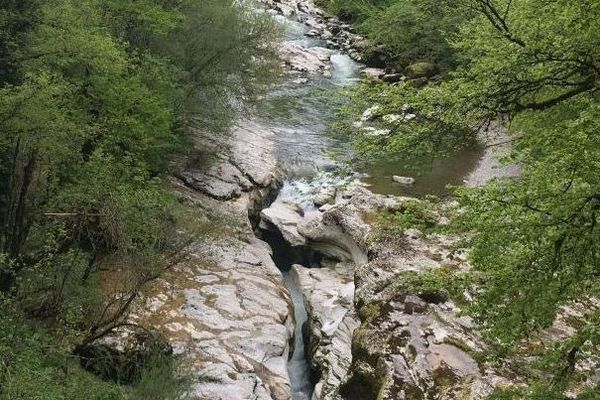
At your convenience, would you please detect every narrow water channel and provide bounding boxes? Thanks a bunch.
[259,226,320,399]
[283,270,313,400]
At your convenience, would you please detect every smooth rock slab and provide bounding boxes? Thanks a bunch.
[292,264,359,400]
[132,237,295,400]
[260,200,307,246]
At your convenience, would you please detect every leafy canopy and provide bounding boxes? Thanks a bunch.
[334,0,600,395]
[0,0,280,397]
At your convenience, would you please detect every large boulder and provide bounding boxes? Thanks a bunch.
[297,211,367,265]
[405,62,439,79]
[178,162,253,201]
[392,175,416,186]
[176,119,281,208]
[260,200,307,247]
[281,42,332,75]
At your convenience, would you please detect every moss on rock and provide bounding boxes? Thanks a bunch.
[405,62,439,79]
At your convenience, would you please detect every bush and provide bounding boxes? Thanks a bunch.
[0,299,126,400]
[377,199,438,233]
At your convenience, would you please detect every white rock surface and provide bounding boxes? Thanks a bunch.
[281,42,332,75]
[177,120,280,206]
[292,264,359,400]
[131,238,295,400]
[137,114,294,400]
[392,175,416,185]
[260,200,307,246]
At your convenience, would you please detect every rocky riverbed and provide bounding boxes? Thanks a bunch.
[95,1,367,398]
[90,0,599,399]
[258,180,510,400]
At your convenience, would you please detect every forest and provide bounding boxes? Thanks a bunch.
[321,0,600,398]
[0,0,278,398]
[1,0,599,399]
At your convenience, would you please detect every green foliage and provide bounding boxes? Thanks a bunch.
[128,355,192,400]
[317,0,465,69]
[389,268,472,306]
[334,0,600,393]
[446,1,600,390]
[332,81,476,168]
[377,199,437,233]
[454,101,600,344]
[314,0,383,22]
[168,0,281,130]
[0,297,192,400]
[0,298,126,400]
[360,0,464,69]
[489,384,600,400]
[0,0,280,398]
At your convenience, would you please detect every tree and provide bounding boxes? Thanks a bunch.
[0,0,280,396]
[360,0,465,69]
[316,0,466,70]
[337,0,600,395]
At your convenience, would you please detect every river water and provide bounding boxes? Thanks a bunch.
[256,7,512,400]
[261,15,491,200]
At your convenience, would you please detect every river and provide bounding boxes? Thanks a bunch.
[255,3,512,399]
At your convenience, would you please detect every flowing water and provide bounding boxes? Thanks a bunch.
[262,15,488,199]
[261,224,320,400]
[257,8,510,400]
[257,14,361,400]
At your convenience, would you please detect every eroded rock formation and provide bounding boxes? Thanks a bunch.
[258,181,511,399]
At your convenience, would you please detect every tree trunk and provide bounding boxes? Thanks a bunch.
[4,150,37,258]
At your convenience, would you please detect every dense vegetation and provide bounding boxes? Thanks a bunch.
[0,0,278,398]
[2,0,599,398]
[315,0,465,70]
[326,0,600,397]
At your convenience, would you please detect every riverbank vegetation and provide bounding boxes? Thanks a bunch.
[0,0,278,398]
[324,0,600,397]
[315,0,465,71]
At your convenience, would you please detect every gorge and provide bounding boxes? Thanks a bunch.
[2,0,599,399]
[125,0,526,398]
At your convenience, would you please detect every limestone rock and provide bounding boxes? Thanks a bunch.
[131,238,295,400]
[281,42,332,75]
[404,294,428,314]
[261,200,307,247]
[393,175,416,186]
[312,186,336,207]
[360,67,385,80]
[381,73,404,83]
[297,211,367,264]
[405,62,439,79]
[292,264,359,400]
